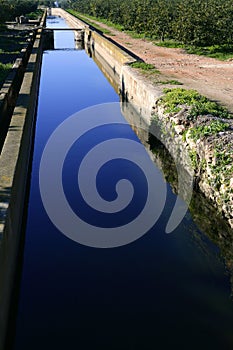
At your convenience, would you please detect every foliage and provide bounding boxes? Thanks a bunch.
[130,61,155,70]
[0,28,29,87]
[185,44,233,60]
[159,88,232,118]
[159,88,204,113]
[69,10,124,31]
[189,101,230,119]
[157,80,182,85]
[0,0,38,23]
[189,121,229,141]
[67,0,233,48]
[0,62,12,86]
[188,150,198,168]
[157,41,233,60]
[26,9,43,19]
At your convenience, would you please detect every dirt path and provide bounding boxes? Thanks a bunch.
[53,9,233,112]
[85,17,233,113]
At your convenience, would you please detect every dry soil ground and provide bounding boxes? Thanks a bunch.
[51,8,233,113]
[85,17,233,113]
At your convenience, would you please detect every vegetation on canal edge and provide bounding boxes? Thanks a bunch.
[0,30,29,86]
[129,61,161,82]
[188,120,229,141]
[156,41,233,61]
[159,88,232,118]
[155,87,233,225]
[0,2,44,87]
[67,10,115,35]
[0,0,38,23]
[0,62,12,87]
[130,62,157,71]
[67,9,123,33]
[149,86,233,233]
[26,8,44,20]
[156,80,183,85]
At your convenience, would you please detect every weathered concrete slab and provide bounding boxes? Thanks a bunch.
[0,12,46,350]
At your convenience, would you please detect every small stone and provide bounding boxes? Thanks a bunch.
[174,125,185,134]
[229,219,233,228]
[230,178,233,189]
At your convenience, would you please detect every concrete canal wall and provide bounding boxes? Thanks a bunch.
[51,8,163,121]
[0,33,35,153]
[0,11,46,350]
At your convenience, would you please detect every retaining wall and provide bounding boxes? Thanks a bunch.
[0,12,46,350]
[0,32,35,153]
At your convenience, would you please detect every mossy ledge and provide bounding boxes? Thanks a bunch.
[153,88,233,229]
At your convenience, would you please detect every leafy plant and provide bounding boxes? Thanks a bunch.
[157,79,183,85]
[159,88,203,113]
[130,61,156,70]
[189,150,198,168]
[0,62,12,86]
[189,101,230,119]
[189,120,229,141]
[159,88,232,118]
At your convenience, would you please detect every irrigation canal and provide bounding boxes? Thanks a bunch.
[8,16,233,350]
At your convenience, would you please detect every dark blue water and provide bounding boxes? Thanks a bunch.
[12,17,233,350]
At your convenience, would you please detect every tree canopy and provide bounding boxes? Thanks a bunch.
[0,0,38,23]
[67,0,233,46]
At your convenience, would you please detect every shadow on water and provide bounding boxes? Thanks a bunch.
[117,96,233,295]
[151,132,233,280]
[123,103,233,296]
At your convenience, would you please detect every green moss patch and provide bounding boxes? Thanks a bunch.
[130,61,158,71]
[189,120,229,141]
[159,88,231,118]
[0,62,12,87]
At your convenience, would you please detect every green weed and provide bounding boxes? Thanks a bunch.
[155,41,233,61]
[189,120,229,141]
[159,88,232,118]
[0,62,12,86]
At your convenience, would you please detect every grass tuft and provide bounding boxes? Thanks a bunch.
[155,40,233,60]
[130,61,155,70]
[0,62,12,86]
[159,88,232,118]
[189,120,229,141]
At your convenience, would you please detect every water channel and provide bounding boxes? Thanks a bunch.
[10,16,233,349]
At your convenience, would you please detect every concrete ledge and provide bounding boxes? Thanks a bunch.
[0,11,46,350]
[0,12,46,154]
[0,33,35,152]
